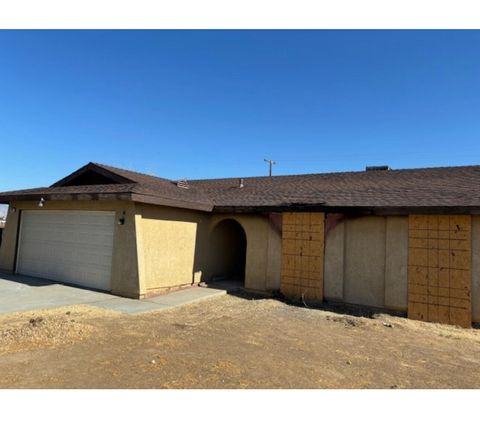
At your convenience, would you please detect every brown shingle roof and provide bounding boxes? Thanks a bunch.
[0,163,214,211]
[91,163,214,209]
[190,165,480,210]
[1,162,480,213]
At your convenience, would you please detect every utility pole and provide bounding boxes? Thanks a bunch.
[264,158,276,176]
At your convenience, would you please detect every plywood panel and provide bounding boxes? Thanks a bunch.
[280,212,324,304]
[408,215,472,328]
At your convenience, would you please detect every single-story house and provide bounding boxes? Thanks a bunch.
[0,162,479,328]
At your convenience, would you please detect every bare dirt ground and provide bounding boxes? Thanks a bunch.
[1,293,480,388]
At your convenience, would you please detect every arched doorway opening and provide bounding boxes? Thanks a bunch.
[210,219,247,283]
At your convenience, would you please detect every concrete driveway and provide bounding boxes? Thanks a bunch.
[0,273,227,315]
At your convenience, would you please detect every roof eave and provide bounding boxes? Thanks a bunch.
[212,202,327,213]
[2,191,480,215]
[130,193,213,212]
[212,204,480,215]
[0,191,214,212]
[332,205,480,216]
[0,192,133,204]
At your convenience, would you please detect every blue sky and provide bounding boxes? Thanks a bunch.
[1,30,480,193]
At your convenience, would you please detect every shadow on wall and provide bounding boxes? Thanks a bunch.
[192,217,247,284]
[130,204,251,293]
[209,219,247,281]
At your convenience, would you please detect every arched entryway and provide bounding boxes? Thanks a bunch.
[210,219,247,282]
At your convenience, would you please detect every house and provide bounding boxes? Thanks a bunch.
[0,161,479,328]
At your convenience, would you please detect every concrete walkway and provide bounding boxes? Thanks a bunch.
[0,273,227,315]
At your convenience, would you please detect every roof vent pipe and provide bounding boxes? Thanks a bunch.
[176,179,189,189]
[239,178,244,188]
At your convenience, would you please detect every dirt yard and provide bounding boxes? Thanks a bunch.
[1,293,480,388]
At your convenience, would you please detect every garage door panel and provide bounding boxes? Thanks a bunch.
[17,211,115,291]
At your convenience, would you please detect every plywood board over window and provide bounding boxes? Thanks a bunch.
[280,212,324,303]
[408,215,472,328]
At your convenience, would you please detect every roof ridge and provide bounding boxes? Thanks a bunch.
[189,164,480,182]
[92,162,174,183]
[92,161,480,183]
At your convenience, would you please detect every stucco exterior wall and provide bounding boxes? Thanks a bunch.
[324,215,408,311]
[111,202,143,298]
[136,203,208,294]
[324,221,344,301]
[208,214,282,292]
[0,205,20,273]
[131,207,282,294]
[136,208,281,294]
[385,216,409,310]
[344,216,386,308]
[0,201,282,298]
[266,221,282,291]
[0,200,142,298]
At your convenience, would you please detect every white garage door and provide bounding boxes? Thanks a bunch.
[16,210,115,291]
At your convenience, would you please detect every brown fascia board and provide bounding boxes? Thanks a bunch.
[130,193,213,212]
[2,190,479,215]
[0,191,213,212]
[212,202,327,213]
[356,205,480,215]
[316,205,480,216]
[212,204,480,215]
[0,192,133,204]
[51,163,135,187]
[0,193,44,203]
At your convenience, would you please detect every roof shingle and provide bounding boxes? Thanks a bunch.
[189,165,480,209]
[2,162,480,213]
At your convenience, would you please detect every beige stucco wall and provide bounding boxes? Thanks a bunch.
[0,200,142,298]
[135,203,208,294]
[324,215,408,310]
[0,200,282,298]
[208,214,281,292]
[344,216,386,308]
[0,205,20,273]
[266,221,282,292]
[384,216,409,310]
[324,221,344,301]
[132,206,281,294]
[472,216,480,322]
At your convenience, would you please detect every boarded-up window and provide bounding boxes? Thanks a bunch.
[408,215,472,328]
[280,213,324,303]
